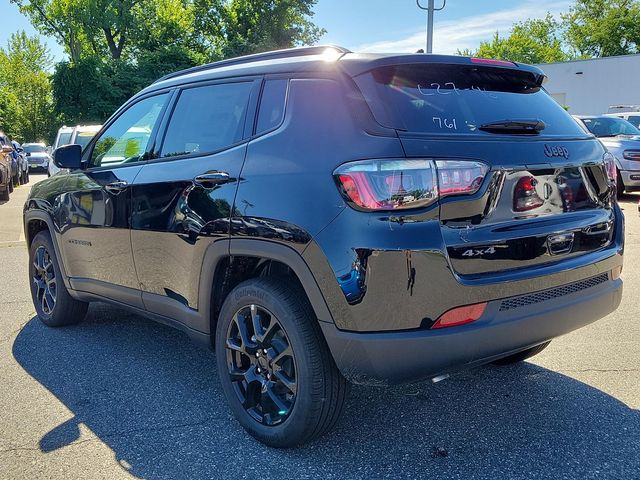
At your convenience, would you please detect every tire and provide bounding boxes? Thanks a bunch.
[215,277,349,448]
[29,230,88,327]
[8,178,13,193]
[492,341,551,366]
[13,173,20,187]
[0,183,9,201]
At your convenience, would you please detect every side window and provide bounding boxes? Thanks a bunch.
[90,93,168,168]
[160,82,253,158]
[256,79,288,134]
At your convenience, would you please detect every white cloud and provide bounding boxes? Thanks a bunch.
[352,0,572,55]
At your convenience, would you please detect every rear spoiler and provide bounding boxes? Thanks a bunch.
[339,53,546,86]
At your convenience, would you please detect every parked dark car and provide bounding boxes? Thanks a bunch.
[12,141,29,185]
[23,47,624,448]
[0,132,13,200]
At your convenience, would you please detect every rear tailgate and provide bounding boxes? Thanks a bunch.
[352,59,617,277]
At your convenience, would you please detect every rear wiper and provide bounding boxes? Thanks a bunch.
[479,119,546,135]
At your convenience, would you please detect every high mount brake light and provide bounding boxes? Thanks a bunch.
[470,57,516,67]
[334,159,488,211]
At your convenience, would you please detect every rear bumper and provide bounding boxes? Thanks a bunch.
[322,276,622,385]
[28,160,48,169]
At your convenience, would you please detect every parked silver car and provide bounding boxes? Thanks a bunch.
[574,115,640,196]
[23,143,51,172]
[606,112,640,129]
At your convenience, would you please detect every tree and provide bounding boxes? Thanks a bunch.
[461,14,569,64]
[0,32,58,142]
[14,0,325,127]
[217,0,325,58]
[563,0,640,57]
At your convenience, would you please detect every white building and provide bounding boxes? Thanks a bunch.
[536,54,640,116]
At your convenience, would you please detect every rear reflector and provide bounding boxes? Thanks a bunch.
[611,266,622,280]
[431,302,487,329]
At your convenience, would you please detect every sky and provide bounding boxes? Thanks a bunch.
[0,0,573,61]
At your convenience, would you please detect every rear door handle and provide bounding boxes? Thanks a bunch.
[104,180,128,194]
[193,172,230,187]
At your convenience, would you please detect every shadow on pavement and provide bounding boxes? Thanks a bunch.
[13,303,640,479]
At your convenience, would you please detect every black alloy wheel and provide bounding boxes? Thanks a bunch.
[216,277,349,448]
[32,245,57,315]
[225,304,297,426]
[29,230,88,326]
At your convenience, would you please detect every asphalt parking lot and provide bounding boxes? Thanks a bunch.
[0,174,638,479]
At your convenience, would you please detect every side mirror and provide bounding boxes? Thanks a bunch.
[53,144,82,169]
[1,145,12,154]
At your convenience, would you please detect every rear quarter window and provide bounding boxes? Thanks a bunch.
[354,63,586,136]
[256,79,288,135]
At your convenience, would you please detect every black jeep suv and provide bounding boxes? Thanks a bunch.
[24,46,624,447]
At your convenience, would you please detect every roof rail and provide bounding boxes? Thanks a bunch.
[154,45,351,84]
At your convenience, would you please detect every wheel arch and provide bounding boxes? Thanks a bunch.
[24,210,73,290]
[202,239,335,347]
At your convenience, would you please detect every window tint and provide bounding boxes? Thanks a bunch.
[161,82,253,158]
[355,64,585,136]
[91,94,168,168]
[256,79,287,134]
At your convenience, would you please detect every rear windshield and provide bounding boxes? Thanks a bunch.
[56,132,72,148]
[74,131,97,149]
[580,117,640,137]
[355,63,585,136]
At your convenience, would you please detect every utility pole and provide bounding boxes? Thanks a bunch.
[416,0,447,53]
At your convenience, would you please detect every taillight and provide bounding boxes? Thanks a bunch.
[436,160,489,197]
[334,159,488,211]
[513,175,544,212]
[432,302,487,329]
[623,150,640,161]
[603,152,617,184]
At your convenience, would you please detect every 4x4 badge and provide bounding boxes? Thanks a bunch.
[544,144,569,159]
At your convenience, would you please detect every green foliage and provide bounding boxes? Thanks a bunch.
[11,0,324,129]
[563,0,640,57]
[461,1,640,63]
[219,0,326,57]
[461,14,569,64]
[0,31,58,143]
